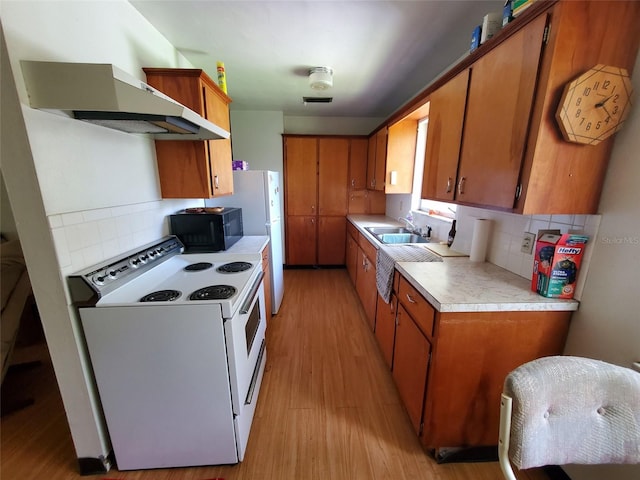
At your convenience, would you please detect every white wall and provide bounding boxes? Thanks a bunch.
[1,0,201,465]
[283,115,382,135]
[560,49,640,480]
[230,110,284,172]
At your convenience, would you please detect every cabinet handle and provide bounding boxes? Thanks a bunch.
[446,177,452,193]
[371,178,376,188]
[214,175,220,189]
[311,205,315,212]
[405,293,417,304]
[457,176,466,195]
[351,179,355,187]
[311,217,315,224]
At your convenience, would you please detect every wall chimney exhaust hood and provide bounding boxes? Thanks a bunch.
[20,61,230,141]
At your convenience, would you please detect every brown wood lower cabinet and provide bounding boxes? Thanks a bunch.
[369,267,572,451]
[286,216,316,265]
[318,216,346,265]
[421,309,570,449]
[393,302,432,435]
[345,223,378,330]
[355,247,377,331]
[345,232,358,284]
[374,292,396,369]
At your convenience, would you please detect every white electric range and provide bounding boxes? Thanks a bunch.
[68,236,267,470]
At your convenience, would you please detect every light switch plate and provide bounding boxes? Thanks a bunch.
[521,232,536,254]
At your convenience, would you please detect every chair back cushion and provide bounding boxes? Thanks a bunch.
[504,356,640,468]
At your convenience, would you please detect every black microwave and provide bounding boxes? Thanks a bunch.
[170,208,243,253]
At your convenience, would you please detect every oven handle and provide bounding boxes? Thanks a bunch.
[245,339,266,405]
[240,271,264,314]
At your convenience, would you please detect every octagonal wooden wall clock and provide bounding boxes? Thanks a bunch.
[555,64,633,145]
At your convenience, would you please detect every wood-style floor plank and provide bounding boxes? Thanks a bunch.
[1,268,548,480]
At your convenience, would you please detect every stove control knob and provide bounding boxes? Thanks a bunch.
[148,250,156,258]
[93,274,106,285]
[108,270,117,278]
[130,258,141,267]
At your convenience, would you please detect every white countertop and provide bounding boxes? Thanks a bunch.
[347,215,579,313]
[396,260,578,313]
[225,236,269,256]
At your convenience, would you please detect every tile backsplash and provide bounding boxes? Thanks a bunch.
[451,206,601,300]
[50,199,201,276]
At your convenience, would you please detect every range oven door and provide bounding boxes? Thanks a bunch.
[224,271,267,461]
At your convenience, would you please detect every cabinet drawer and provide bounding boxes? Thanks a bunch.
[347,221,358,240]
[358,232,378,262]
[397,276,435,338]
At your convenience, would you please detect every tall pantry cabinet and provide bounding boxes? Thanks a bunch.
[284,136,349,266]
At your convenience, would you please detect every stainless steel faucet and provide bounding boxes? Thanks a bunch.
[398,216,418,233]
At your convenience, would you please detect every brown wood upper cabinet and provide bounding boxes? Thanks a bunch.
[420,0,640,214]
[422,70,469,202]
[366,128,387,191]
[349,137,368,190]
[367,121,416,194]
[143,68,233,199]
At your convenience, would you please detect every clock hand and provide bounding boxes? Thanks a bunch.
[595,95,614,108]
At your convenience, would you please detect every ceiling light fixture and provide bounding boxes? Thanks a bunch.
[309,67,333,90]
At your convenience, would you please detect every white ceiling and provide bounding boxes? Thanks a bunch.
[130,0,504,118]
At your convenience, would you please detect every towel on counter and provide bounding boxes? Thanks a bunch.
[375,245,442,303]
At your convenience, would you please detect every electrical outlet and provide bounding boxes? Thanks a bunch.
[520,232,536,254]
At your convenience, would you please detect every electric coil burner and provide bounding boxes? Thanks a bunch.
[217,261,253,273]
[140,289,181,302]
[184,262,213,272]
[189,285,237,301]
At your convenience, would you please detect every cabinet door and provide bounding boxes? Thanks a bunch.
[456,14,547,208]
[285,216,316,265]
[422,69,470,202]
[318,138,348,215]
[385,119,416,194]
[349,138,368,190]
[393,303,431,434]
[317,216,346,265]
[203,82,233,196]
[285,137,318,216]
[375,292,397,369]
[366,134,377,190]
[345,232,358,285]
[143,68,232,199]
[355,248,377,330]
[374,128,388,191]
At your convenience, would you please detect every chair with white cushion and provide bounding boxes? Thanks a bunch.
[498,355,640,480]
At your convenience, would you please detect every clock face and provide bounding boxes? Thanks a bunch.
[555,64,633,145]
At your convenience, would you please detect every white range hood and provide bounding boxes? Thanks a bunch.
[20,61,230,141]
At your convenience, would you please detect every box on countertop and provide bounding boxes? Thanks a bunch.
[232,160,249,171]
[532,230,589,299]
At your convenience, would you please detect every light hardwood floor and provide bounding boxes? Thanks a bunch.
[1,269,548,480]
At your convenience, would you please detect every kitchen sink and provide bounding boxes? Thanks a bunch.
[365,226,413,235]
[365,227,430,244]
[378,233,430,244]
